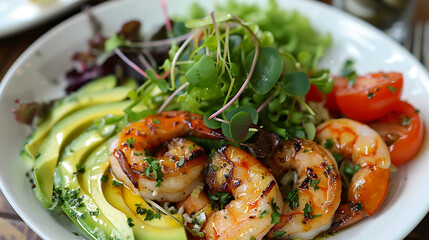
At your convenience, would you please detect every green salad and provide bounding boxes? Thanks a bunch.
[16,0,342,239]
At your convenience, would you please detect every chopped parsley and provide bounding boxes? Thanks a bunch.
[401,116,411,127]
[144,148,152,156]
[143,157,164,187]
[250,237,256,240]
[112,180,123,186]
[355,202,362,211]
[312,214,322,219]
[340,59,357,86]
[100,175,108,182]
[344,163,361,176]
[367,91,375,99]
[310,179,321,191]
[285,189,299,210]
[126,138,135,148]
[189,143,196,150]
[135,204,162,221]
[387,85,396,93]
[270,199,281,224]
[127,218,135,227]
[89,209,99,216]
[152,119,160,124]
[259,209,269,218]
[324,138,334,149]
[210,165,219,172]
[208,192,233,210]
[76,164,85,174]
[332,151,342,162]
[274,230,287,239]
[134,152,143,156]
[303,203,313,219]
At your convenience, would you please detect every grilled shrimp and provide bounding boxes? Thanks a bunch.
[204,145,283,240]
[315,118,390,232]
[109,111,222,202]
[266,138,342,239]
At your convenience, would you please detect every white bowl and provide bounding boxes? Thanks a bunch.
[1,0,428,239]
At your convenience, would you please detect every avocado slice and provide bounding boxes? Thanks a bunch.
[102,166,187,240]
[34,100,131,209]
[78,75,117,93]
[24,77,136,160]
[54,128,129,240]
[81,141,134,240]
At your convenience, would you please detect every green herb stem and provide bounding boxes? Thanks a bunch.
[257,88,280,113]
[209,18,260,120]
[169,31,198,91]
[210,12,222,69]
[157,82,190,113]
[114,48,149,78]
[137,53,162,79]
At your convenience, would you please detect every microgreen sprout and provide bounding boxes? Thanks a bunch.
[114,48,149,79]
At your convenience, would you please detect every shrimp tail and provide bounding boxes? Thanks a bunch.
[329,203,368,232]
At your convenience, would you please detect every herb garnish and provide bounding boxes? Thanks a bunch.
[388,85,396,93]
[100,175,108,182]
[259,209,269,218]
[332,151,342,162]
[303,203,313,219]
[344,163,361,176]
[324,138,334,149]
[285,189,299,210]
[126,138,135,148]
[127,218,135,227]
[402,116,411,127]
[208,192,233,210]
[76,164,85,174]
[270,199,281,224]
[274,230,287,239]
[310,179,320,191]
[143,157,164,187]
[112,180,123,186]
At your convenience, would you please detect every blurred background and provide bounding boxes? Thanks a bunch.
[0,0,428,239]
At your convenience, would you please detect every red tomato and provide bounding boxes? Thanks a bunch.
[306,77,347,117]
[334,72,403,122]
[370,101,424,166]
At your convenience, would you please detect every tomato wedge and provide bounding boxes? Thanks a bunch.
[334,72,403,122]
[369,101,424,166]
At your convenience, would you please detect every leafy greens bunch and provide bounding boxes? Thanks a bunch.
[115,0,334,143]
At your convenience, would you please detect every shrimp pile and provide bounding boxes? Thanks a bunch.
[109,112,391,239]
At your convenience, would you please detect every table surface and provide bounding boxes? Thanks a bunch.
[0,0,428,239]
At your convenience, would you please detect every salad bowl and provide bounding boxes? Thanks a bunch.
[0,0,428,239]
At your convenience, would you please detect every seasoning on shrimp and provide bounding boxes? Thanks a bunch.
[265,138,342,239]
[204,145,284,240]
[109,111,223,202]
[315,118,390,232]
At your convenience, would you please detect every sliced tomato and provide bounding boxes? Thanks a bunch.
[334,72,403,122]
[369,101,424,166]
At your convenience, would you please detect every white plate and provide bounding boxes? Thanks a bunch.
[1,0,429,239]
[0,0,85,38]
